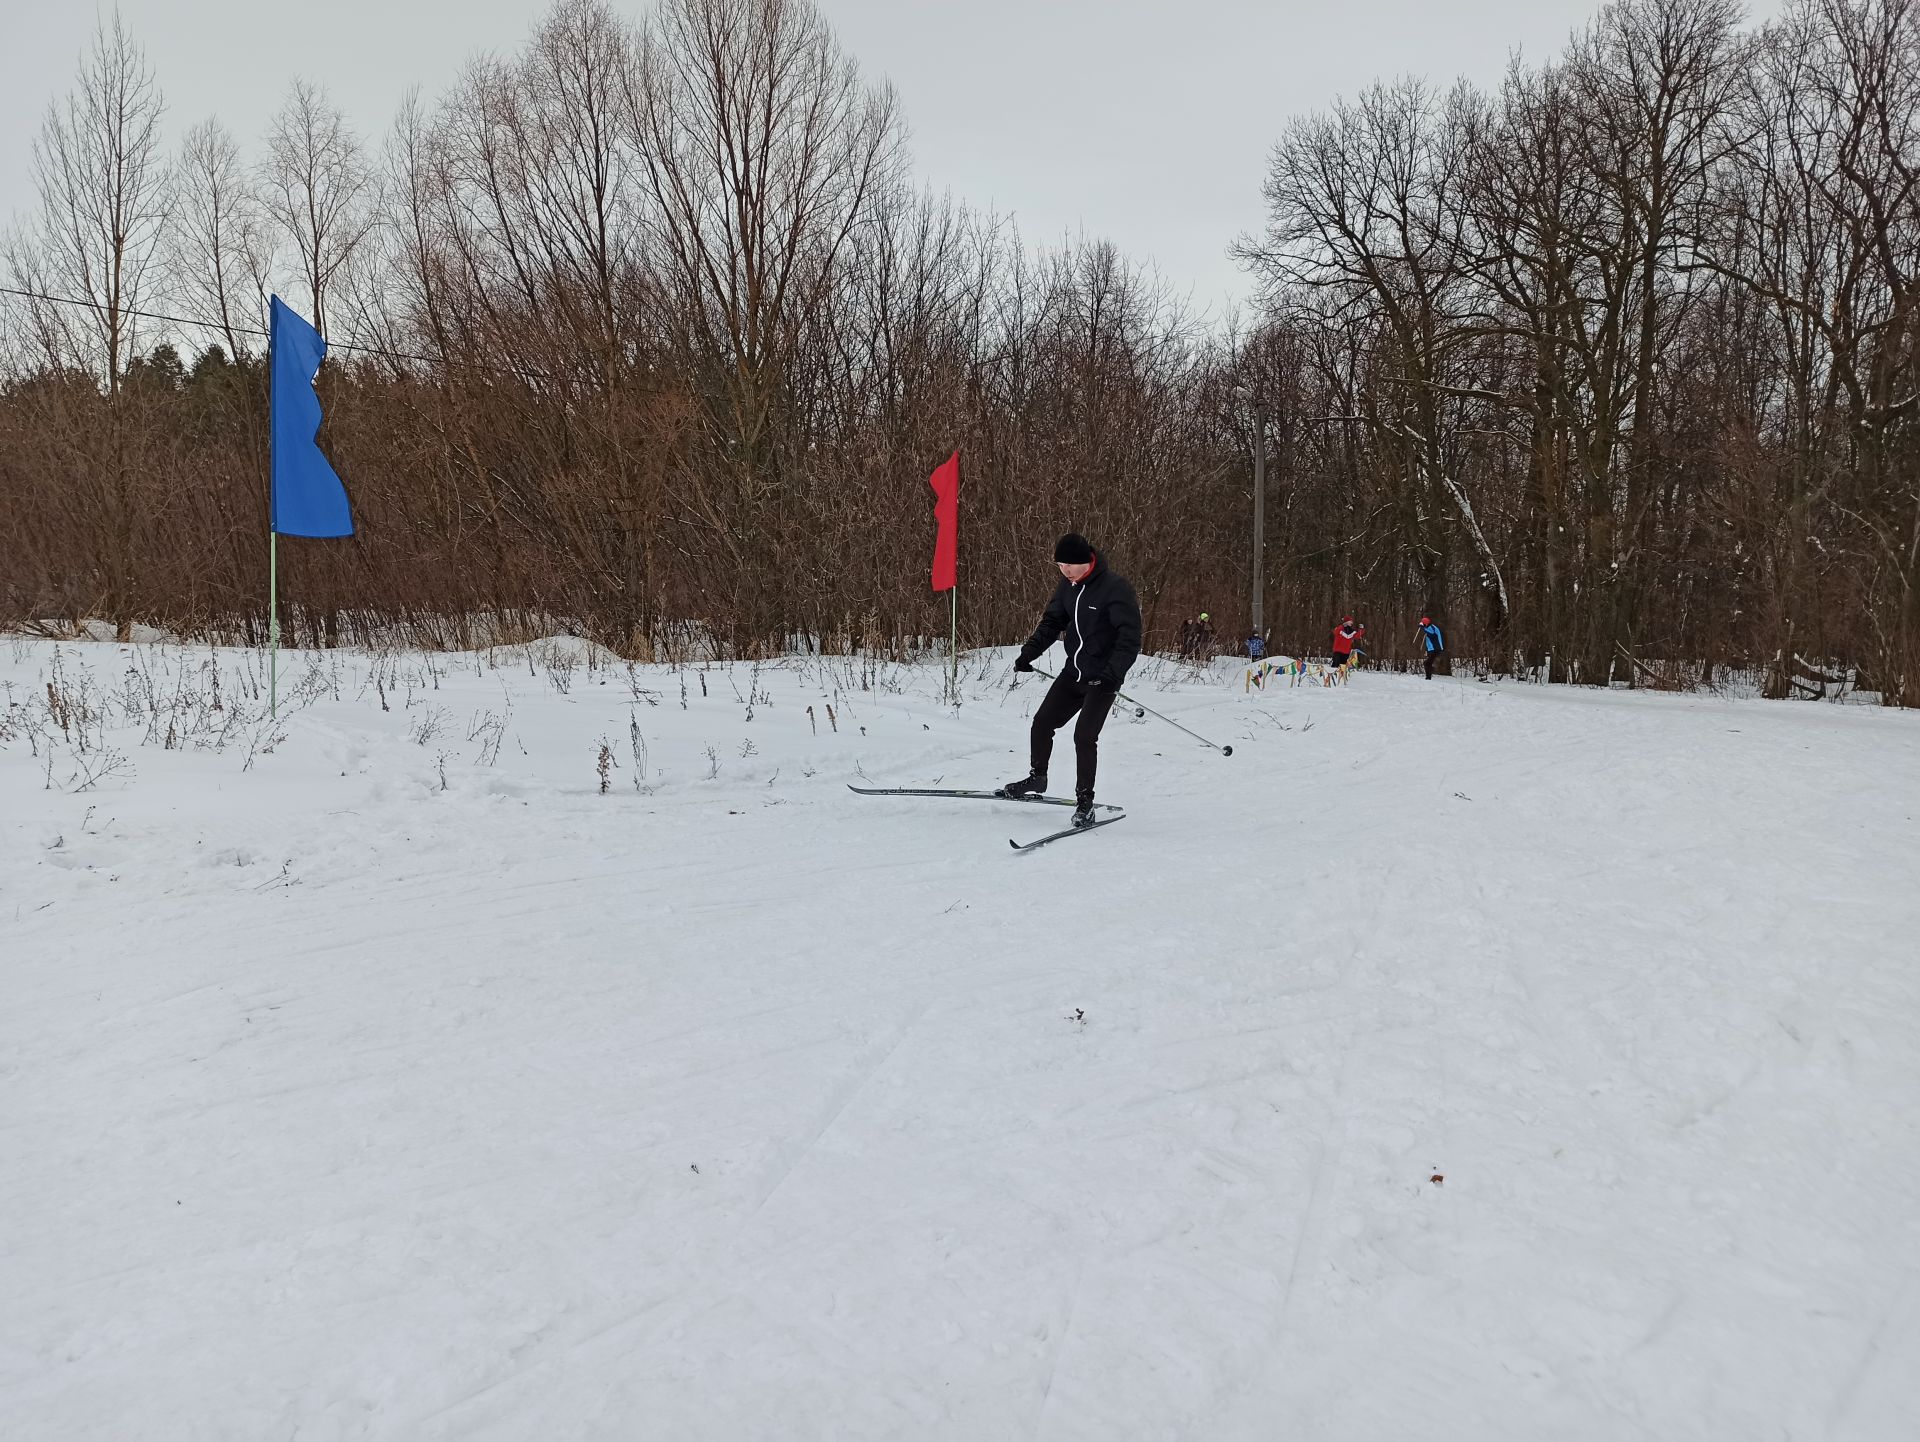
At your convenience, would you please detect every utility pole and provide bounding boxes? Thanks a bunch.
[1234,386,1267,638]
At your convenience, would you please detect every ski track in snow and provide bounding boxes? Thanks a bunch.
[3,637,1919,1440]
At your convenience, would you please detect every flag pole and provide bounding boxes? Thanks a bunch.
[269,531,279,719]
[268,330,278,720]
[948,582,958,701]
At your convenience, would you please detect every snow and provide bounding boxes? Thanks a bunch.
[4,634,1918,1440]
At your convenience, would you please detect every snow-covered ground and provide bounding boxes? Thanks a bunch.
[4,634,1917,1441]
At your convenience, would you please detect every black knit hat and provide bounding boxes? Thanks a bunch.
[1053,532,1094,564]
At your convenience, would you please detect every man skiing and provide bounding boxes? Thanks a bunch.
[998,533,1143,828]
[1332,616,1365,669]
[1417,614,1445,679]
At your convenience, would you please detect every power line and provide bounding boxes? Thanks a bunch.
[1,282,271,344]
[0,282,594,382]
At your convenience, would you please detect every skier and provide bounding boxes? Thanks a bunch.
[1417,614,1446,679]
[1178,612,1216,661]
[1247,631,1266,662]
[998,533,1143,828]
[1332,616,1365,669]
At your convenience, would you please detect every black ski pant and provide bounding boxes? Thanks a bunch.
[1031,673,1118,797]
[1424,652,1438,680]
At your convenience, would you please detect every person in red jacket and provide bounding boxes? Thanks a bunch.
[1332,616,1365,668]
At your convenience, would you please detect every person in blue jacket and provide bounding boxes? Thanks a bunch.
[1417,614,1445,679]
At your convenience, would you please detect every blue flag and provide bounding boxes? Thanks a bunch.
[269,295,353,538]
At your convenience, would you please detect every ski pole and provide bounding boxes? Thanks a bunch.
[1032,668,1233,756]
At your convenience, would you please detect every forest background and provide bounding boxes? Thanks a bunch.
[3,0,1917,704]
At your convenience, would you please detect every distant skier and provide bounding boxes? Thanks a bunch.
[998,533,1143,828]
[1417,614,1446,679]
[1178,615,1201,658]
[1332,616,1365,669]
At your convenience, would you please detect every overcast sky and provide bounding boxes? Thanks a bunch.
[2,0,1783,321]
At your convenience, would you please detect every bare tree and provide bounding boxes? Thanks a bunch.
[1565,0,1745,669]
[1238,79,1507,631]
[9,14,170,391]
[261,79,376,333]
[634,0,905,494]
[0,15,173,643]
[172,117,270,360]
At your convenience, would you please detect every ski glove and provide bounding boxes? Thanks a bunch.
[1013,656,1035,673]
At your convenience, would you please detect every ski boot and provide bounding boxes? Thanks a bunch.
[995,772,1048,800]
[1071,792,1098,828]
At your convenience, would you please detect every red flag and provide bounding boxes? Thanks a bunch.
[928,450,959,592]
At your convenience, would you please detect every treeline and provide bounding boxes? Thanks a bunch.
[1,0,1915,703]
[1237,0,1920,702]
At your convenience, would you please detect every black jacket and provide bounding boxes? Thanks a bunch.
[1017,556,1143,686]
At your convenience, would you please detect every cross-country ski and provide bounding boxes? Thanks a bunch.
[847,785,1122,813]
[1008,814,1128,851]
